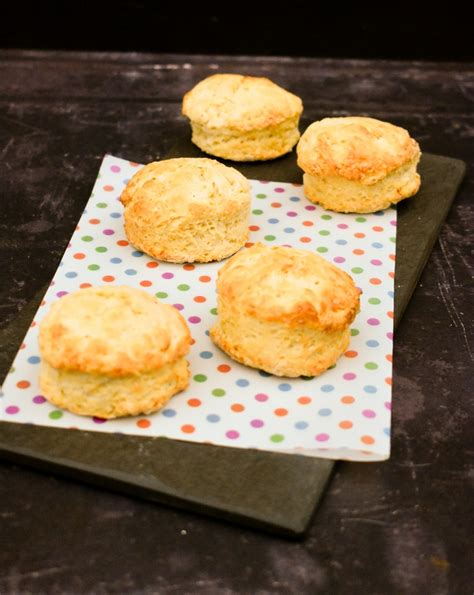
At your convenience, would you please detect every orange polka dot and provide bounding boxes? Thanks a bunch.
[386,354,393,362]
[183,264,195,271]
[300,237,311,243]
[129,161,140,167]
[385,377,392,386]
[389,254,396,261]
[103,275,115,283]
[181,424,195,434]
[80,283,92,289]
[370,277,382,285]
[361,435,375,445]
[218,364,231,373]
[20,343,26,349]
[373,226,384,232]
[231,403,245,412]
[147,261,159,268]
[17,380,30,389]
[274,408,288,416]
[339,420,353,429]
[30,321,36,328]
[190,338,196,345]
[245,242,254,248]
[76,225,80,231]
[298,396,312,405]
[249,225,260,231]
[271,202,281,208]
[341,395,355,404]
[89,218,100,224]
[344,350,358,358]
[137,419,151,429]
[41,300,46,306]
[354,232,365,239]
[302,220,314,227]
[187,398,201,407]
[103,185,114,192]
[73,252,86,260]
[117,240,129,247]
[140,280,152,287]
[389,272,395,279]
[387,311,394,319]
[353,248,365,255]
[194,295,206,303]
[199,275,211,283]
[361,450,374,455]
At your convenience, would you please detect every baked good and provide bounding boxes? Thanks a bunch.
[297,116,421,213]
[38,286,191,418]
[182,74,303,161]
[120,157,251,263]
[210,244,361,377]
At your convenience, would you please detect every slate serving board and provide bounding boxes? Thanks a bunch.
[0,141,466,537]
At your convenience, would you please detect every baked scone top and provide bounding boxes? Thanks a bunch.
[216,244,360,330]
[297,117,421,184]
[182,74,303,132]
[39,286,191,376]
[120,158,250,218]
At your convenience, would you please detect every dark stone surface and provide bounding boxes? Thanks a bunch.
[0,51,473,593]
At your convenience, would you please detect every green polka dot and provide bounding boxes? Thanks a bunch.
[365,362,379,370]
[252,209,263,215]
[328,363,336,370]
[356,217,367,223]
[96,202,107,208]
[368,297,381,305]
[319,230,330,236]
[351,267,364,274]
[81,235,93,242]
[264,235,276,241]
[270,434,285,443]
[212,388,226,397]
[210,307,218,315]
[351,328,360,336]
[317,247,328,253]
[177,284,190,291]
[88,264,100,271]
[9,366,15,374]
[194,374,207,383]
[49,410,63,420]
[95,246,107,253]
[301,376,314,381]
[321,214,332,220]
[155,292,168,299]
[390,236,396,243]
[256,193,267,199]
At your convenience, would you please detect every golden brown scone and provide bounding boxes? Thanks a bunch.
[38,286,192,418]
[210,244,361,377]
[182,74,303,161]
[297,116,421,213]
[120,158,251,263]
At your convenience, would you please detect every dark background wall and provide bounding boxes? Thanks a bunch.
[2,1,472,61]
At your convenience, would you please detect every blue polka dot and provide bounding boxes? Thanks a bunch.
[318,408,332,416]
[123,178,130,184]
[364,385,377,394]
[200,351,213,359]
[372,242,383,249]
[290,196,300,202]
[236,379,249,387]
[383,427,391,436]
[59,262,64,267]
[295,421,308,429]
[366,340,379,347]
[162,408,176,417]
[110,212,121,218]
[28,356,40,364]
[132,250,144,257]
[388,291,394,298]
[207,414,221,423]
[110,257,122,264]
[321,384,334,393]
[374,210,385,216]
[259,370,272,377]
[268,218,279,224]
[336,239,347,245]
[65,271,77,278]
[278,383,292,392]
[125,269,137,276]
[284,227,295,233]
[205,330,210,337]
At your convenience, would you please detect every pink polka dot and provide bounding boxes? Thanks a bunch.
[56,291,68,298]
[315,433,330,442]
[371,259,382,266]
[6,406,19,414]
[162,272,174,279]
[255,393,268,402]
[188,316,201,324]
[33,395,46,404]
[363,409,376,418]
[368,318,381,326]
[110,165,121,173]
[385,401,392,410]
[274,187,285,193]
[103,229,114,235]
[305,205,316,211]
[390,220,397,227]
[387,332,393,341]
[93,417,107,424]
[334,256,345,263]
[287,211,297,217]
[173,303,184,311]
[251,419,264,428]
[337,223,349,229]
[343,372,357,380]
[226,430,240,439]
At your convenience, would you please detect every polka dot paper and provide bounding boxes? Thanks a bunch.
[0,155,396,461]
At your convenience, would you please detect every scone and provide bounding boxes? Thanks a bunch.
[38,286,192,418]
[120,158,251,263]
[210,244,361,377]
[182,74,303,161]
[297,116,421,213]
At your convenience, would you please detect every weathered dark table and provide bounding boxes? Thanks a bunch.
[0,51,472,594]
